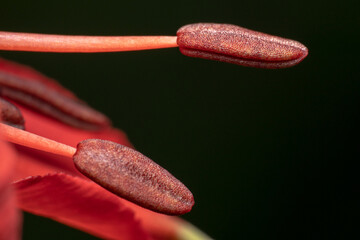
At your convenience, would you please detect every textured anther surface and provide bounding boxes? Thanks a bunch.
[73,139,194,215]
[177,23,308,68]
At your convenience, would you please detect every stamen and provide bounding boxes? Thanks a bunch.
[0,23,307,68]
[0,32,178,52]
[0,123,194,215]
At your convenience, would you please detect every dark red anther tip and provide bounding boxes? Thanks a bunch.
[0,97,25,129]
[177,23,308,69]
[73,139,194,215]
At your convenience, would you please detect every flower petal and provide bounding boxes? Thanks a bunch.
[0,140,22,240]
[20,105,130,147]
[0,58,110,130]
[14,173,150,240]
[0,58,75,99]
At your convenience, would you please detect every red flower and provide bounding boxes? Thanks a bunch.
[0,58,206,240]
[0,24,308,239]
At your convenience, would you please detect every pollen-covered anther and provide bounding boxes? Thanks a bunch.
[177,23,308,68]
[73,139,194,215]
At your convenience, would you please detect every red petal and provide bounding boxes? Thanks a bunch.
[20,105,130,147]
[0,140,22,240]
[14,173,150,240]
[0,57,76,99]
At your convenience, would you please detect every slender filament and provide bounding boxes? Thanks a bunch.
[0,32,178,52]
[0,123,76,157]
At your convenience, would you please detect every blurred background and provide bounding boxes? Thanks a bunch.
[1,0,358,239]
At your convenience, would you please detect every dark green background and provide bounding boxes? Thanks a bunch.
[1,0,358,239]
